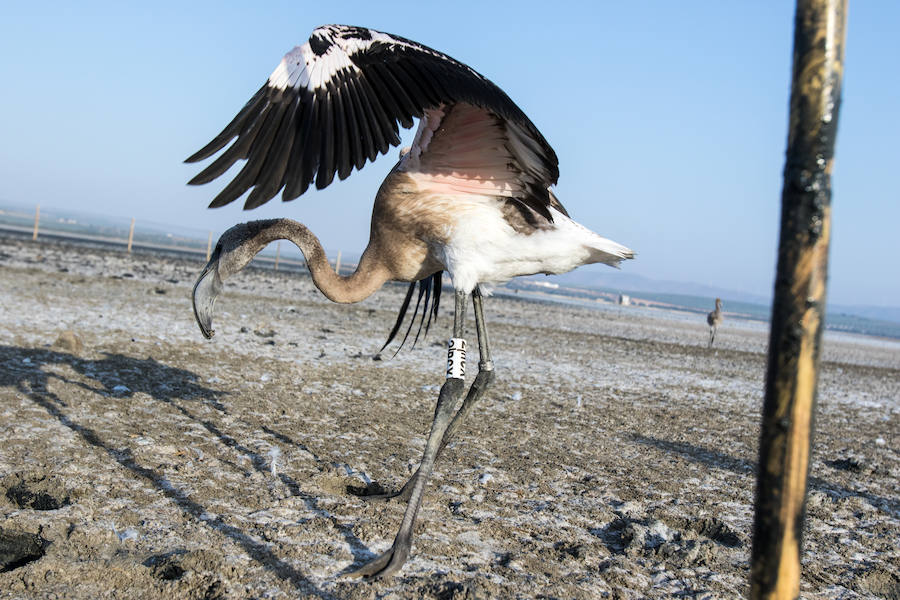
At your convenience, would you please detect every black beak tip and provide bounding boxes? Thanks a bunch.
[192,254,223,340]
[192,286,216,339]
[198,319,215,339]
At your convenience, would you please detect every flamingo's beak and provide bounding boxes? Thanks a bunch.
[192,244,223,339]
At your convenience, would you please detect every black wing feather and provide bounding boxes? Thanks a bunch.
[185,86,268,164]
[337,71,366,171]
[362,65,407,133]
[281,97,315,199]
[187,24,559,211]
[244,96,300,209]
[331,85,352,181]
[343,76,375,164]
[396,60,441,106]
[411,276,433,347]
[396,281,428,354]
[208,101,286,208]
[425,271,442,336]
[296,96,321,197]
[316,90,335,190]
[371,62,420,128]
[279,99,311,199]
[380,271,443,355]
[379,281,417,353]
[357,73,398,152]
[188,94,272,186]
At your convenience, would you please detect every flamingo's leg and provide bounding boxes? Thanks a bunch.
[347,290,470,579]
[351,287,495,502]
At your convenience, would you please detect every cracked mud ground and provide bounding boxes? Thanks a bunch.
[1,234,898,599]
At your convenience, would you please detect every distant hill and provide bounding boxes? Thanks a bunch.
[831,304,900,325]
[542,266,769,304]
[523,266,900,337]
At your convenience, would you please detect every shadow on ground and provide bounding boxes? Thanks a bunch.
[632,433,899,515]
[0,344,380,597]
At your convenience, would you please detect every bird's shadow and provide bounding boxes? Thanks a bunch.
[0,343,380,596]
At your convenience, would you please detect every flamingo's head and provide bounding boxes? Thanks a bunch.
[192,221,274,339]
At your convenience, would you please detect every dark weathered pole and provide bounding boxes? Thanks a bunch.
[751,1,847,598]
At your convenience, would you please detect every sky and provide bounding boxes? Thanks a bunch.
[1,1,897,307]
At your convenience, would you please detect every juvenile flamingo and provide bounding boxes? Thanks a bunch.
[707,297,723,348]
[187,24,634,578]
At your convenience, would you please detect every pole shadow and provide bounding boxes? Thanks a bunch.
[631,433,899,516]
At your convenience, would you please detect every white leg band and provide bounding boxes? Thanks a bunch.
[446,338,467,379]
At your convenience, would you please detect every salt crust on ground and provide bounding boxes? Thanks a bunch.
[1,234,898,599]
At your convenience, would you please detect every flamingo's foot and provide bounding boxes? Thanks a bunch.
[347,476,415,502]
[346,538,411,580]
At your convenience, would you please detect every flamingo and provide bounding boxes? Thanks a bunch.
[707,297,723,348]
[186,24,634,578]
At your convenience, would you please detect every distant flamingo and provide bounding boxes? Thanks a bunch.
[707,297,723,348]
[186,24,634,578]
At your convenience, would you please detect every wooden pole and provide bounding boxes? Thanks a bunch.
[32,204,40,240]
[335,249,342,276]
[206,231,213,261]
[274,241,280,271]
[750,2,847,599]
[127,218,135,252]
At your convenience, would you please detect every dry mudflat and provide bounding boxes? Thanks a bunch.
[0,233,898,599]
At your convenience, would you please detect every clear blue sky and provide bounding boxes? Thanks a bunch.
[2,1,897,306]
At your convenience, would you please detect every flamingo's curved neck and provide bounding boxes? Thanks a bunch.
[224,219,390,304]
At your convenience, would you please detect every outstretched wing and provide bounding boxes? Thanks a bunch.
[185,24,558,210]
[403,104,569,221]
